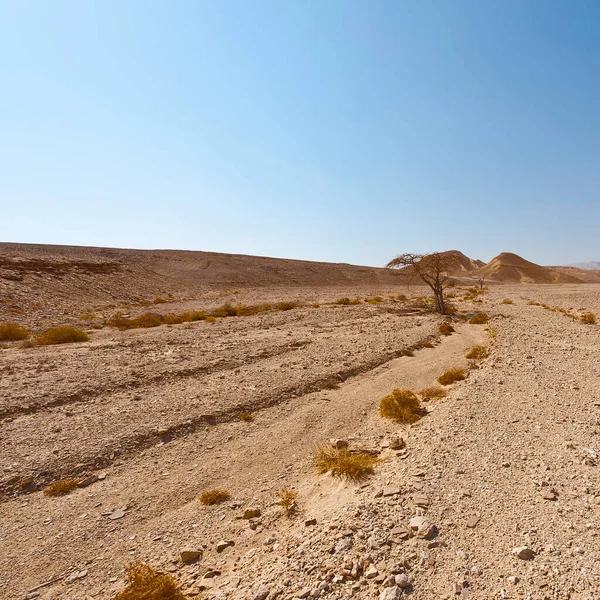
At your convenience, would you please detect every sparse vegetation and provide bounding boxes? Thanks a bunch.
[0,322,30,341]
[240,413,254,422]
[335,297,361,305]
[437,367,467,385]
[275,301,296,311]
[153,297,168,304]
[379,389,423,423]
[469,312,489,324]
[366,296,383,304]
[465,345,489,360]
[439,322,454,336]
[422,341,434,348]
[418,386,447,401]
[500,298,513,305]
[275,488,298,517]
[113,561,186,600]
[37,326,89,345]
[205,316,217,323]
[200,489,230,505]
[314,444,382,481]
[581,312,596,324]
[43,478,80,496]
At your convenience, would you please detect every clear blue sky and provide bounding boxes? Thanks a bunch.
[1,0,598,266]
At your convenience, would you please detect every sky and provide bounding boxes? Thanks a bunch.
[1,0,599,267]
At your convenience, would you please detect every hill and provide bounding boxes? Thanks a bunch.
[569,261,600,270]
[474,252,583,283]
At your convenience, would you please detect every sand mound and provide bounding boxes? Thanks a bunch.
[475,252,583,283]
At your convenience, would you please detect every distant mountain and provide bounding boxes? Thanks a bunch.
[474,252,583,284]
[568,261,600,270]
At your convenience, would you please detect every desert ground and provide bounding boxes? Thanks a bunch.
[1,246,600,600]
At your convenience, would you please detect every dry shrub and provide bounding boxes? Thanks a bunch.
[469,312,489,324]
[80,313,96,320]
[113,561,186,600]
[487,326,498,339]
[437,367,466,385]
[581,312,596,324]
[275,301,296,311]
[379,389,423,423]
[396,294,408,301]
[205,316,217,323]
[240,413,254,422]
[500,299,513,305]
[43,478,80,496]
[200,489,230,505]
[422,341,434,349]
[335,297,361,305]
[528,300,541,306]
[367,296,383,304]
[37,326,89,345]
[275,488,298,517]
[0,322,30,341]
[311,303,321,308]
[418,386,447,401]
[402,349,414,357]
[465,345,489,360]
[439,323,454,336]
[153,297,168,304]
[314,445,381,481]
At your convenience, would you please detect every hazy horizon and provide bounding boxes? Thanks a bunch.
[2,1,599,266]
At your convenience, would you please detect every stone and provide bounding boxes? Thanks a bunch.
[157,427,169,435]
[243,508,261,519]
[180,548,202,564]
[410,516,426,530]
[395,574,411,589]
[383,575,396,587]
[412,493,430,507]
[108,509,126,520]
[335,537,353,553]
[297,589,311,599]
[380,586,403,600]
[512,546,535,560]
[305,518,317,527]
[252,589,270,600]
[383,486,401,497]
[416,519,436,539]
[365,566,379,579]
[216,540,234,553]
[389,436,406,450]
[507,576,519,584]
[542,489,558,501]
[77,475,99,488]
[466,516,480,528]
[330,439,348,450]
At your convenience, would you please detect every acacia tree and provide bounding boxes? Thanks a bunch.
[385,252,459,315]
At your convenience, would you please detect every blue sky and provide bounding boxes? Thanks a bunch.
[1,0,598,266]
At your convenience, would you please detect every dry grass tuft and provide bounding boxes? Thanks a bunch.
[43,478,80,496]
[205,316,217,323]
[275,488,298,517]
[366,296,383,304]
[113,561,186,600]
[422,341,434,349]
[314,444,382,481]
[437,367,466,385]
[37,326,89,345]
[335,297,361,305]
[240,413,254,422]
[153,297,169,304]
[311,303,321,308]
[200,490,230,505]
[581,312,596,324]
[0,322,30,341]
[379,389,423,423]
[500,298,513,305]
[275,301,296,311]
[486,326,498,339]
[418,386,447,401]
[439,322,454,336]
[469,312,489,324]
[465,345,489,360]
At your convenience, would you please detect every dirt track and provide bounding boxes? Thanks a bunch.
[1,284,600,600]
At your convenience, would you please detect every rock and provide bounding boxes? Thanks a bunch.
[412,493,430,507]
[243,508,261,519]
[108,509,126,520]
[416,519,436,539]
[395,574,411,589]
[507,576,519,584]
[216,540,234,553]
[180,548,202,564]
[410,516,426,530]
[305,518,317,527]
[252,589,270,600]
[383,575,396,587]
[65,570,88,584]
[334,537,353,553]
[157,427,170,435]
[383,486,401,497]
[77,475,99,488]
[389,436,406,450]
[542,489,558,501]
[380,586,403,600]
[365,566,379,579]
[296,589,311,599]
[330,439,348,450]
[512,546,535,560]
[466,516,480,528]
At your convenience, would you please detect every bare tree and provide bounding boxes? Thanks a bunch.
[478,276,486,290]
[385,252,459,315]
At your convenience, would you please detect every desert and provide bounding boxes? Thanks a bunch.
[1,244,600,600]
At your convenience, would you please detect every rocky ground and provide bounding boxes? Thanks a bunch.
[1,284,600,600]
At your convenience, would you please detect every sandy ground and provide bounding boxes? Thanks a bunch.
[1,284,600,600]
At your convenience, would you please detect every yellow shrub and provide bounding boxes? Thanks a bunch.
[418,386,447,401]
[465,345,489,360]
[469,312,489,324]
[43,479,80,496]
[581,312,596,324]
[379,389,422,423]
[439,323,454,336]
[37,326,89,345]
[314,445,381,481]
[200,490,230,505]
[0,322,30,341]
[113,562,186,600]
[437,367,466,385]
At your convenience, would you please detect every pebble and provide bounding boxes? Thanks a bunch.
[243,508,261,519]
[512,546,535,560]
[380,586,403,600]
[108,509,126,520]
[180,548,202,564]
